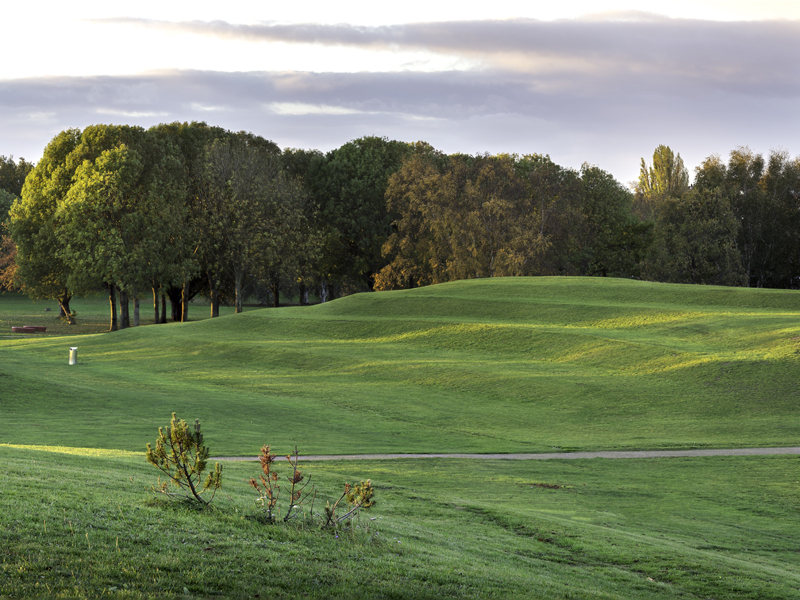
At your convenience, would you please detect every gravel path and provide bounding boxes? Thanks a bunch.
[212,446,800,462]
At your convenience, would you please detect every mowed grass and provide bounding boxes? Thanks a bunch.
[2,277,800,598]
[1,277,799,454]
[2,445,799,599]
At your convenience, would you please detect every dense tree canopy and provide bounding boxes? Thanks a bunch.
[376,149,647,290]
[312,136,412,294]
[6,131,800,326]
[692,147,800,288]
[642,187,744,286]
[0,155,34,198]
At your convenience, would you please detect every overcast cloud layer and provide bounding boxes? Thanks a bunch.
[2,14,799,184]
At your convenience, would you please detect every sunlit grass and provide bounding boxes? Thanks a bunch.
[2,277,800,598]
[0,443,142,458]
[1,277,799,455]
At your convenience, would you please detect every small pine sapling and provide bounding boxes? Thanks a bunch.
[249,445,280,522]
[283,446,313,522]
[324,480,375,527]
[146,413,222,507]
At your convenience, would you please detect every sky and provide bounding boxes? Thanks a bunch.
[2,1,799,186]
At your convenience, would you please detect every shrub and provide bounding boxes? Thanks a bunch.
[324,480,375,528]
[250,444,375,527]
[146,413,222,507]
[250,445,313,522]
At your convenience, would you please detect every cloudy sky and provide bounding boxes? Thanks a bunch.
[2,1,799,185]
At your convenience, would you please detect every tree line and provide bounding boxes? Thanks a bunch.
[1,124,798,330]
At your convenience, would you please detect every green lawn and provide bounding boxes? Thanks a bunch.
[1,277,799,598]
[1,445,798,599]
[1,277,798,454]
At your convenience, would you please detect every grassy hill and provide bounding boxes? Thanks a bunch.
[2,277,800,598]
[1,277,798,455]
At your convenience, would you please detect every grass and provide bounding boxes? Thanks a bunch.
[1,445,799,599]
[1,277,799,454]
[1,276,800,598]
[0,290,257,337]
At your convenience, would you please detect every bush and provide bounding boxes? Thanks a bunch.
[146,413,222,507]
[250,444,375,527]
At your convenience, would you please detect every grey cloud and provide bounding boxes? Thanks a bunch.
[98,16,800,95]
[0,68,797,185]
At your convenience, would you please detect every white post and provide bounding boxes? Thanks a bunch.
[69,347,78,365]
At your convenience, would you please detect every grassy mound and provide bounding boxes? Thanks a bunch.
[1,277,799,455]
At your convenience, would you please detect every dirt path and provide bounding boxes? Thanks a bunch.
[213,446,800,462]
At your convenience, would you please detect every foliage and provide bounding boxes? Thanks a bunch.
[7,129,81,319]
[378,149,645,289]
[693,146,800,289]
[0,188,16,225]
[313,136,412,292]
[0,154,34,197]
[0,234,17,292]
[146,413,222,506]
[634,144,690,220]
[196,136,311,313]
[642,187,744,285]
[324,479,375,528]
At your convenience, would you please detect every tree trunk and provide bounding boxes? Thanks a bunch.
[153,285,160,324]
[270,280,280,308]
[208,271,220,318]
[168,287,182,322]
[133,287,140,327]
[181,280,189,322]
[161,292,167,324]
[119,289,130,329]
[320,277,329,303]
[299,282,308,306]
[58,291,75,325]
[108,283,118,332]
[234,273,243,314]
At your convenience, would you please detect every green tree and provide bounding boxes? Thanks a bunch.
[0,188,16,224]
[642,187,744,286]
[8,129,82,320]
[758,149,800,288]
[314,137,411,295]
[58,132,188,330]
[379,150,567,289]
[577,164,651,277]
[0,155,34,197]
[198,137,307,313]
[634,145,690,220]
[693,147,800,289]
